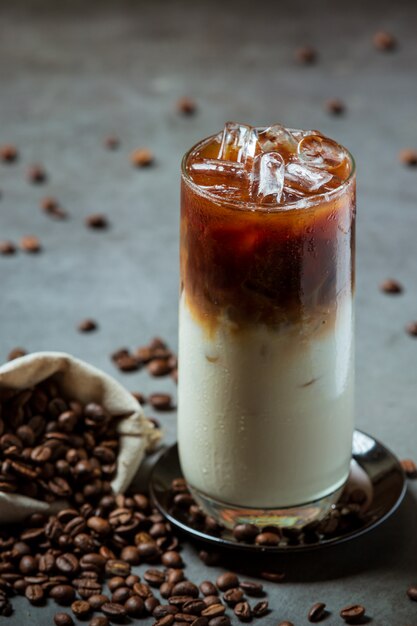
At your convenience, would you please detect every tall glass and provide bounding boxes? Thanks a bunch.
[178,125,356,529]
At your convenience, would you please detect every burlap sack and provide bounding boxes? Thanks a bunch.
[0,352,162,523]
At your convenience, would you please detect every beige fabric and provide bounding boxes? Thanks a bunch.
[0,352,161,523]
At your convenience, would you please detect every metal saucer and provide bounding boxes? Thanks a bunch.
[150,430,406,553]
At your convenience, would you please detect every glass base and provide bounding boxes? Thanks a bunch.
[188,483,346,530]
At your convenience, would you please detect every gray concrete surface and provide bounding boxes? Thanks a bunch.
[1,0,417,623]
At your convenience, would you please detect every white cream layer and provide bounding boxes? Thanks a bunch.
[178,294,354,508]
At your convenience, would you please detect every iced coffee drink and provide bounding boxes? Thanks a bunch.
[178,123,355,527]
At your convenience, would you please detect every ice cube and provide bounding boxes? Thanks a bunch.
[218,122,258,164]
[297,134,347,172]
[285,160,334,193]
[258,124,298,154]
[188,158,246,187]
[250,151,285,205]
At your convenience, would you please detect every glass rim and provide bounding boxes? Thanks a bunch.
[181,128,356,212]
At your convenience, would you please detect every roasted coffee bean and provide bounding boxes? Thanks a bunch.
[295,45,317,64]
[125,574,140,588]
[80,553,107,571]
[223,588,244,605]
[405,322,417,337]
[379,278,403,294]
[191,618,210,626]
[325,98,345,115]
[373,30,396,51]
[199,550,221,566]
[76,578,102,599]
[49,477,72,497]
[144,568,166,587]
[233,601,251,622]
[182,599,206,615]
[216,572,239,591]
[20,235,42,253]
[153,604,178,618]
[101,601,127,620]
[260,571,285,583]
[120,545,140,565]
[173,613,196,623]
[145,595,160,613]
[255,532,280,546]
[50,584,76,605]
[41,196,67,219]
[177,97,197,115]
[54,613,74,626]
[407,586,417,601]
[0,144,18,162]
[28,164,47,183]
[88,517,111,535]
[88,594,110,610]
[252,600,269,617]
[340,604,366,622]
[200,581,218,596]
[0,240,17,256]
[131,148,154,167]
[56,553,79,574]
[78,319,98,332]
[239,581,264,597]
[154,615,175,626]
[401,459,417,478]
[147,358,172,377]
[85,214,108,229]
[25,584,44,604]
[115,354,140,372]
[208,617,231,626]
[125,594,145,617]
[148,393,174,411]
[111,586,131,603]
[308,602,327,622]
[71,599,92,618]
[232,523,259,543]
[89,617,109,626]
[31,444,52,462]
[278,622,294,626]
[169,595,194,608]
[202,604,226,618]
[399,148,417,167]
[133,581,153,598]
[19,555,38,574]
[159,582,173,598]
[162,551,183,568]
[172,581,199,597]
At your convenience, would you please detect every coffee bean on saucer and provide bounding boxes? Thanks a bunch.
[296,46,317,64]
[233,523,259,543]
[41,197,67,219]
[401,459,417,478]
[28,165,47,184]
[177,97,197,115]
[255,531,280,546]
[104,136,120,150]
[216,573,239,591]
[0,240,16,255]
[7,347,27,360]
[233,601,251,622]
[308,602,327,622]
[78,319,98,333]
[131,148,154,167]
[373,30,396,51]
[325,98,345,115]
[407,586,417,601]
[399,148,417,166]
[379,278,403,294]
[340,604,366,623]
[54,613,74,626]
[85,213,108,229]
[405,322,417,337]
[0,144,18,162]
[20,235,41,253]
[148,393,175,411]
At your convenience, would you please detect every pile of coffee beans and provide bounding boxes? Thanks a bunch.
[0,380,120,505]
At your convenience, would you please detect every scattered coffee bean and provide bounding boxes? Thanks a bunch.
[115,354,140,372]
[85,213,108,229]
[399,148,417,167]
[161,550,183,567]
[72,599,92,618]
[28,165,47,183]
[125,594,145,617]
[25,583,44,605]
[172,581,199,597]
[104,136,120,150]
[239,581,264,597]
[216,573,239,591]
[20,235,42,253]
[232,523,259,543]
[202,604,226,618]
[101,602,127,619]
[405,322,417,337]
[0,241,16,255]
[41,197,67,219]
[200,581,218,596]
[50,584,76,605]
[149,393,175,411]
[234,601,251,622]
[7,347,27,360]
[90,617,109,626]
[54,613,74,626]
[340,604,366,623]
[148,358,172,377]
[208,617,231,626]
[401,458,417,478]
[0,144,18,163]
[407,586,417,601]
[223,587,244,606]
[89,594,110,610]
[325,98,345,115]
[373,31,396,51]
[379,278,403,294]
[177,97,197,115]
[308,602,327,622]
[252,600,269,617]
[78,319,98,333]
[131,148,154,167]
[296,46,317,64]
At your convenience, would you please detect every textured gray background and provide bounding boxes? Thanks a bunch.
[1,0,417,623]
